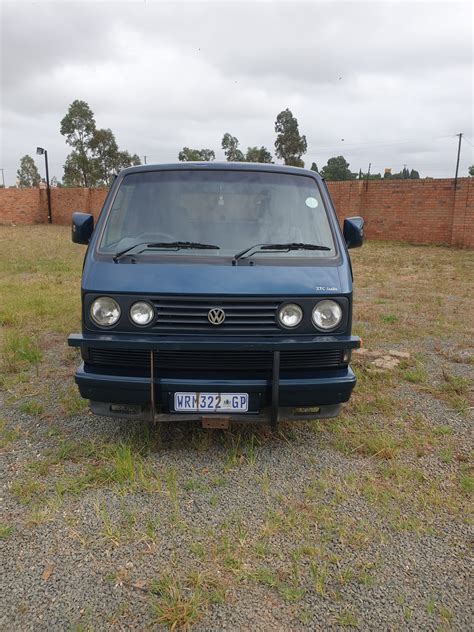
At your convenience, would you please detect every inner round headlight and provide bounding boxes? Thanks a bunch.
[130,301,155,326]
[278,303,303,328]
[90,297,121,327]
[312,300,342,330]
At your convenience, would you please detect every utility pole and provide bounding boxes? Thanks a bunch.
[454,133,462,188]
[365,162,371,190]
[143,155,147,164]
[0,168,4,188]
[36,147,52,224]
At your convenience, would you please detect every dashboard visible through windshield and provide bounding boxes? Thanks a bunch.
[99,170,337,259]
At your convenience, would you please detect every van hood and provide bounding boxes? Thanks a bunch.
[82,259,352,297]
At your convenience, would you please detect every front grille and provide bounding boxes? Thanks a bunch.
[152,298,281,334]
[87,348,344,372]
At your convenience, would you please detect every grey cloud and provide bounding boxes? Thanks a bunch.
[0,1,472,185]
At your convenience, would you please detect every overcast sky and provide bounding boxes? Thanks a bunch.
[1,0,473,185]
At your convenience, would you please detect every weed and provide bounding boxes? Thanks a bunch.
[404,366,427,384]
[10,478,45,505]
[1,332,42,373]
[309,561,328,596]
[184,478,209,493]
[243,434,258,465]
[19,400,44,415]
[60,385,88,416]
[278,584,305,602]
[164,466,178,499]
[331,418,399,459]
[223,434,242,470]
[426,597,436,616]
[0,419,21,448]
[427,370,471,415]
[189,542,206,559]
[150,572,222,629]
[0,524,13,539]
[438,447,453,463]
[253,567,277,587]
[337,608,359,627]
[438,605,453,623]
[459,470,473,494]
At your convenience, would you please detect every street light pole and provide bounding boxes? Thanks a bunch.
[454,133,463,189]
[36,147,52,223]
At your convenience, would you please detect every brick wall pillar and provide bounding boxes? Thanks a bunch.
[451,178,473,247]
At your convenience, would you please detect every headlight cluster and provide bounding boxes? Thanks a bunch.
[90,297,155,328]
[277,299,343,331]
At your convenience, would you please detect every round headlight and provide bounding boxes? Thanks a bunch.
[130,301,155,326]
[90,297,121,327]
[312,300,342,330]
[278,303,303,328]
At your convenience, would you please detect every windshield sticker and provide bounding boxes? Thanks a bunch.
[305,197,318,208]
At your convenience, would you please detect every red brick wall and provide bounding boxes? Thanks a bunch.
[0,179,472,247]
[326,178,472,247]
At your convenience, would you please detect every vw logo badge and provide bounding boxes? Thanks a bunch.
[208,307,226,325]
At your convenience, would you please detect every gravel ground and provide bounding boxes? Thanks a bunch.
[1,337,472,631]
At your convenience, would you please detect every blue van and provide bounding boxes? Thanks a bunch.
[68,163,363,428]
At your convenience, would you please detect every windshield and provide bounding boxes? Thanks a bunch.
[99,170,336,258]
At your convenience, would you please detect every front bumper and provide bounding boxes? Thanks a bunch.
[68,332,360,424]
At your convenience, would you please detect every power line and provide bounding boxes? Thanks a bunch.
[312,134,453,151]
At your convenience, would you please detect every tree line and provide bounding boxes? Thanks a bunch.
[178,109,421,180]
[14,99,474,188]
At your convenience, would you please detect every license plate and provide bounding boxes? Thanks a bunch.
[174,392,249,413]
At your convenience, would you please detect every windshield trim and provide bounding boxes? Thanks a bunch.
[95,168,340,261]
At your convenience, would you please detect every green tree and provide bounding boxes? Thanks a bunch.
[469,165,474,176]
[61,100,140,187]
[17,155,41,187]
[320,156,355,181]
[222,133,245,162]
[63,152,86,187]
[274,108,307,167]
[50,176,63,188]
[359,171,381,180]
[310,162,319,172]
[89,128,119,184]
[60,100,97,187]
[89,129,141,185]
[178,147,215,161]
[385,166,420,180]
[245,146,273,163]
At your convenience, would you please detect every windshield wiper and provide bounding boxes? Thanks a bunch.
[113,241,220,262]
[234,242,331,261]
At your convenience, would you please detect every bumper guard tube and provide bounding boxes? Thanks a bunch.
[68,333,360,425]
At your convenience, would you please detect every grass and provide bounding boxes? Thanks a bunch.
[0,418,22,448]
[19,400,44,415]
[0,523,13,539]
[150,572,224,629]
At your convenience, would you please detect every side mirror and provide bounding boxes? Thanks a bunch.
[343,217,364,249]
[72,212,94,244]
